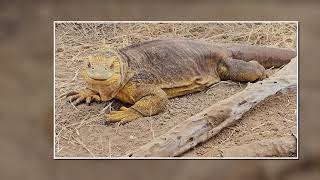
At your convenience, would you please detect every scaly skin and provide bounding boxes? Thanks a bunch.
[67,38,296,124]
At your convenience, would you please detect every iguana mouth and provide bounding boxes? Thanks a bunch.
[86,67,114,81]
[91,78,107,81]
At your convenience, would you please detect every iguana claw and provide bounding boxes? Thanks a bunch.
[66,89,100,105]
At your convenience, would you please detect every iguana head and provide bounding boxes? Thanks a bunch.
[81,53,132,101]
[85,55,118,81]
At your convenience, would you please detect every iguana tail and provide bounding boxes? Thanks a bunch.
[222,44,297,68]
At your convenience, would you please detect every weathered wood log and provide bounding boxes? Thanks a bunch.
[127,58,297,157]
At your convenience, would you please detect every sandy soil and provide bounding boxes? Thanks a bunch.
[54,23,297,158]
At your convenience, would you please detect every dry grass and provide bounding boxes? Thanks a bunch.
[54,22,296,157]
[55,22,296,55]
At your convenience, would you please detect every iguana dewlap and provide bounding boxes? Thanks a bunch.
[67,38,296,124]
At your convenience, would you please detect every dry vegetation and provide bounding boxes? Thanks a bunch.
[54,22,296,158]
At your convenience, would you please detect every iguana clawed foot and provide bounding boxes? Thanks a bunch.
[66,89,100,105]
[105,107,143,124]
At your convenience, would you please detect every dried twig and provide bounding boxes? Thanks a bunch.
[99,134,104,151]
[108,138,112,158]
[220,129,236,145]
[251,122,267,131]
[100,101,113,114]
[68,98,80,111]
[150,119,155,139]
[71,68,80,81]
[115,122,121,134]
[75,137,95,157]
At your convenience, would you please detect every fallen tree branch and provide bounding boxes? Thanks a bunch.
[127,58,297,157]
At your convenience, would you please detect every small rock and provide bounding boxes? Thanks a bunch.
[56,47,64,52]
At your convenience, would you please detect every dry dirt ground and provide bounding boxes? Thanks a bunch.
[54,22,297,158]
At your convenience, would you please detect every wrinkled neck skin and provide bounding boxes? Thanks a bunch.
[81,53,133,101]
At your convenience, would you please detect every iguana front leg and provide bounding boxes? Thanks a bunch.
[66,88,101,105]
[106,106,143,124]
[106,82,169,124]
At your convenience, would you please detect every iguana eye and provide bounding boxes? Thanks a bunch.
[87,62,91,68]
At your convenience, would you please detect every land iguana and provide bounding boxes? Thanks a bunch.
[66,38,296,124]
